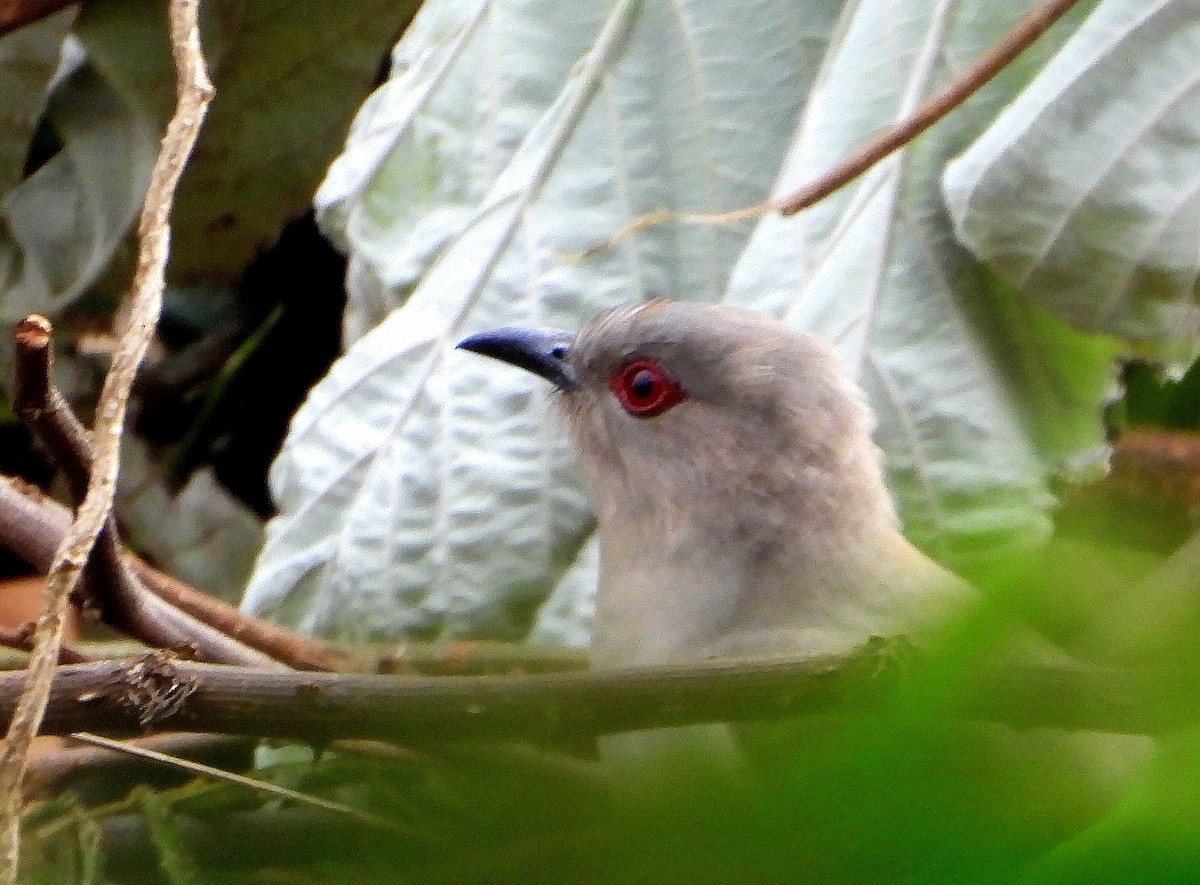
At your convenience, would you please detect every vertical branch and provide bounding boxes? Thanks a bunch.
[0,0,213,878]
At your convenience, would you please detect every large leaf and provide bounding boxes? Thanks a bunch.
[723,0,1111,558]
[246,0,835,639]
[0,0,421,323]
[0,9,75,192]
[76,0,425,285]
[0,59,158,322]
[0,10,145,323]
[943,0,1200,345]
[245,0,1116,643]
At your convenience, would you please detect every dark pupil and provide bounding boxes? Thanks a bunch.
[629,370,655,400]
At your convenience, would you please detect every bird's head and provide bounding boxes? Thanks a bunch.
[458,301,896,544]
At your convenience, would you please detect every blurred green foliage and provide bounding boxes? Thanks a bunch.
[19,579,1200,885]
[1111,359,1200,434]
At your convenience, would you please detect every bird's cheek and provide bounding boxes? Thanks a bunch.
[560,400,625,478]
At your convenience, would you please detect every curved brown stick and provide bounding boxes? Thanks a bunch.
[128,561,356,672]
[0,476,349,673]
[0,480,66,582]
[581,0,1085,256]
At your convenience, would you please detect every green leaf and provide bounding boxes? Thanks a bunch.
[77,0,424,285]
[0,0,422,323]
[0,9,75,191]
[140,789,200,885]
[0,59,158,321]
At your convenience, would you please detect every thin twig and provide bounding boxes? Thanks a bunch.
[67,732,407,834]
[577,0,1083,255]
[128,560,354,672]
[0,474,358,674]
[0,0,213,877]
[775,0,1081,215]
[24,733,254,802]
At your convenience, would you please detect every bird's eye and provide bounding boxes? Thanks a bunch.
[610,360,686,418]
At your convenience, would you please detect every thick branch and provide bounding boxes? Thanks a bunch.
[0,479,67,577]
[0,648,1188,744]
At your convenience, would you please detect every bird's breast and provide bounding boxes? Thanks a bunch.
[589,506,974,668]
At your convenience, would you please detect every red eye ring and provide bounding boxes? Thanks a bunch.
[610,359,686,418]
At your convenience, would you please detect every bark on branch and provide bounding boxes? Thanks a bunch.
[1,647,1189,745]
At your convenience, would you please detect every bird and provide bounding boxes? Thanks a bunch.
[458,299,976,668]
[457,300,1152,877]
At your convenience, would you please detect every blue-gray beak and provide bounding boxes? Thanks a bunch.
[457,326,581,391]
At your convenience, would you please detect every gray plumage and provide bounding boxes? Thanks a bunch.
[460,300,1150,822]
[465,300,971,667]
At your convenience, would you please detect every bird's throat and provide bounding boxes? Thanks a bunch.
[588,512,966,668]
